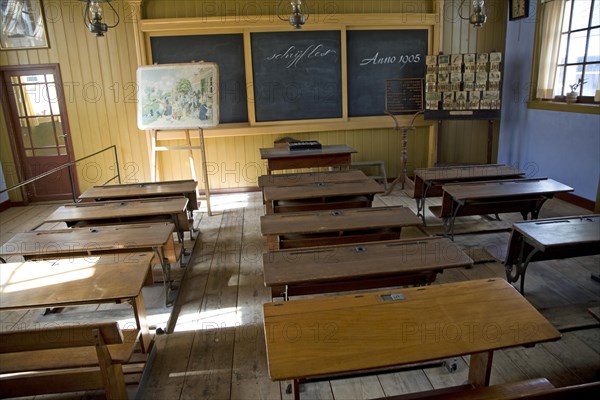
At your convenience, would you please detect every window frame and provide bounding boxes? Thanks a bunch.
[529,0,600,114]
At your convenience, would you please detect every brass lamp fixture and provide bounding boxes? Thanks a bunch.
[459,0,487,28]
[80,0,120,37]
[279,0,309,29]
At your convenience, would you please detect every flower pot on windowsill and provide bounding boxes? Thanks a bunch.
[566,91,578,103]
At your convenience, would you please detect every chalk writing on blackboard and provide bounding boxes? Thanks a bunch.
[347,29,428,117]
[251,30,343,122]
[265,44,338,69]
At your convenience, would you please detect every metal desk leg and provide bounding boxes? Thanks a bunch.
[153,246,174,306]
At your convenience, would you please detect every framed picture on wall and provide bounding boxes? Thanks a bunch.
[0,0,49,50]
[509,0,529,21]
[137,63,220,130]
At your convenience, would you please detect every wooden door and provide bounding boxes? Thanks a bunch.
[0,64,77,202]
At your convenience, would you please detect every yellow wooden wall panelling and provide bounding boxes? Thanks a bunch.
[0,0,507,198]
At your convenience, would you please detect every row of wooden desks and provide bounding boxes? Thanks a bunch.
[0,252,155,353]
[412,164,524,222]
[45,196,193,243]
[0,222,180,307]
[78,179,199,219]
[263,279,561,399]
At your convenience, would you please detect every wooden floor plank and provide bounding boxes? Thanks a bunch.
[541,330,600,384]
[136,331,195,399]
[377,369,433,396]
[179,328,235,400]
[2,189,599,400]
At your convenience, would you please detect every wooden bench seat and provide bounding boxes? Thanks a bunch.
[274,195,372,213]
[0,322,140,399]
[379,378,599,400]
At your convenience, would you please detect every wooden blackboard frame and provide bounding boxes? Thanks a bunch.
[138,13,441,138]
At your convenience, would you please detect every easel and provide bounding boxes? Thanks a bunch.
[382,78,425,196]
[150,128,212,216]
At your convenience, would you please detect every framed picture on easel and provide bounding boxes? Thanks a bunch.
[137,62,219,130]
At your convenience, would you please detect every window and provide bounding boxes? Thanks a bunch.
[532,0,600,109]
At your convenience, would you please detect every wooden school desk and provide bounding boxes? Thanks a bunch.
[263,279,561,400]
[504,215,600,294]
[263,237,472,299]
[0,252,155,353]
[260,206,423,250]
[260,144,357,174]
[44,197,192,242]
[0,223,179,308]
[412,164,524,222]
[263,179,384,214]
[431,178,573,238]
[78,179,198,218]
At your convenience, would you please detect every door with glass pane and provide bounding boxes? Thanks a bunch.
[0,64,76,202]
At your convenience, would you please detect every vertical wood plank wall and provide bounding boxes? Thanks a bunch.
[0,0,506,200]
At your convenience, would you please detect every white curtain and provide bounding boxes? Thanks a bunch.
[536,0,566,99]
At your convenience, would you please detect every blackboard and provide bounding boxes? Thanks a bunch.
[150,34,248,124]
[251,31,342,122]
[347,30,428,116]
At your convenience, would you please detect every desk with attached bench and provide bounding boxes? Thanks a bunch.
[260,206,422,250]
[78,179,198,219]
[263,237,472,299]
[0,252,154,353]
[504,215,600,294]
[44,197,192,242]
[263,279,561,400]
[263,179,384,214]
[430,178,573,238]
[0,222,181,310]
[260,144,357,174]
[412,164,524,222]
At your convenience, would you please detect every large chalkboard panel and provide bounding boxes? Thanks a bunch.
[347,30,428,116]
[251,31,342,122]
[151,34,248,124]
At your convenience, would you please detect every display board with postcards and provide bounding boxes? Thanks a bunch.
[424,52,502,118]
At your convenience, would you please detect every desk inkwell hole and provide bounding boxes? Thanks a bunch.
[331,210,343,216]
[354,246,367,253]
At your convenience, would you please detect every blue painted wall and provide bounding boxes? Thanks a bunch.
[498,1,600,201]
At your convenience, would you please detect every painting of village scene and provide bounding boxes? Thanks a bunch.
[137,63,219,130]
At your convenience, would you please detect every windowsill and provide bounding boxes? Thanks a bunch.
[527,100,600,115]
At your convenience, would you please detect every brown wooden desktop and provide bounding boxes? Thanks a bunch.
[504,215,600,294]
[262,179,384,214]
[0,252,155,353]
[412,164,524,222]
[78,179,198,218]
[263,279,561,400]
[260,206,422,250]
[263,237,472,300]
[259,144,357,174]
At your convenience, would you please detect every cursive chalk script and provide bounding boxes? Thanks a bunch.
[266,44,337,68]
